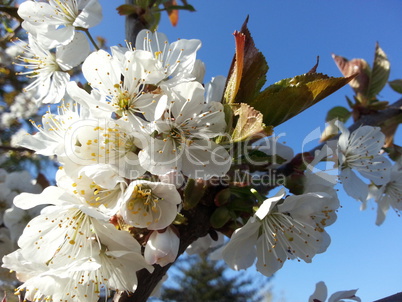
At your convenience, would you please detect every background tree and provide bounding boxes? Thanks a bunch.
[160,253,265,302]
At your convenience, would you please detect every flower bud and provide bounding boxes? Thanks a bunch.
[144,227,180,267]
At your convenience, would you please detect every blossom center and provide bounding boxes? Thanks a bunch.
[52,0,78,23]
[127,184,162,219]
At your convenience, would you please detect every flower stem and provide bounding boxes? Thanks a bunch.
[250,188,266,204]
[82,29,100,51]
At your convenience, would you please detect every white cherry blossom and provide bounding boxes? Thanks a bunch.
[56,165,126,215]
[135,30,202,87]
[60,118,146,179]
[337,122,391,202]
[370,163,402,225]
[2,184,152,301]
[3,204,43,243]
[120,180,181,230]
[4,222,152,302]
[191,59,206,83]
[8,90,38,120]
[18,0,102,48]
[144,226,180,267]
[222,188,339,277]
[139,81,231,178]
[68,48,167,126]
[16,102,83,155]
[15,33,89,104]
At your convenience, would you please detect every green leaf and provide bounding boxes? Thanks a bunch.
[215,104,234,144]
[225,16,269,104]
[231,103,271,143]
[144,10,161,31]
[234,149,286,166]
[389,79,402,94]
[210,206,231,229]
[116,4,141,16]
[249,73,355,127]
[226,198,254,212]
[325,106,351,123]
[366,101,389,111]
[367,43,390,99]
[162,4,195,11]
[183,179,206,210]
[345,95,355,108]
[214,188,231,206]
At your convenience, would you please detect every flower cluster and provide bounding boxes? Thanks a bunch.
[2,0,231,300]
[335,122,402,225]
[1,0,401,300]
[0,169,42,282]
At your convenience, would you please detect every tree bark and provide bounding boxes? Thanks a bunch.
[125,0,148,44]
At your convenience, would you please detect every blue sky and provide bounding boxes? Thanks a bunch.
[92,1,402,301]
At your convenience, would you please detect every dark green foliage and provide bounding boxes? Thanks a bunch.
[160,253,264,302]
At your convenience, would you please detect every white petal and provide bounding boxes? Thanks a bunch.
[328,289,361,302]
[144,228,180,267]
[170,82,205,120]
[66,81,112,115]
[308,281,328,302]
[41,71,69,104]
[255,237,287,277]
[139,139,181,175]
[357,155,391,185]
[375,195,391,226]
[73,0,102,28]
[135,30,169,54]
[222,219,259,271]
[335,120,349,152]
[164,38,202,78]
[79,164,123,190]
[39,26,76,49]
[205,75,226,103]
[82,49,122,94]
[13,186,66,209]
[255,188,286,220]
[181,140,231,179]
[56,32,90,70]
[18,2,56,24]
[92,219,142,253]
[340,168,369,202]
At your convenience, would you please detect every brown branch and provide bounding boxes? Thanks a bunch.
[308,98,402,156]
[124,0,148,44]
[0,5,23,23]
[262,98,402,196]
[0,145,34,153]
[374,292,402,302]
